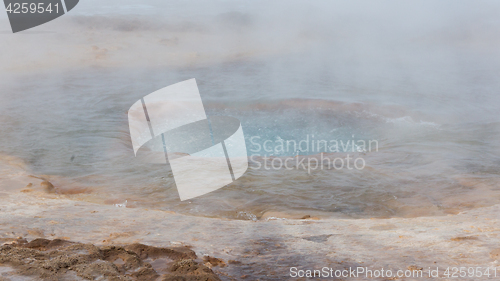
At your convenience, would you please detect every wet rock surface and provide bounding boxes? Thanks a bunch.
[0,238,220,281]
[1,168,500,280]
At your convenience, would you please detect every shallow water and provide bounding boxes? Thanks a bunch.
[1,0,500,220]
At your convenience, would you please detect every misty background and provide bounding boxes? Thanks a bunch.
[0,0,499,218]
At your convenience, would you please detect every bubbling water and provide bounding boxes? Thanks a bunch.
[1,67,499,220]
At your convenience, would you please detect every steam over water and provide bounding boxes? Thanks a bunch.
[1,0,500,219]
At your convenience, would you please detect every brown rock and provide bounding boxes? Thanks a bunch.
[40,181,55,193]
[450,236,478,242]
[490,248,500,260]
[203,256,226,268]
[408,265,423,271]
[0,238,221,281]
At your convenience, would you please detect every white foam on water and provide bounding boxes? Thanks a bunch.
[385,116,440,128]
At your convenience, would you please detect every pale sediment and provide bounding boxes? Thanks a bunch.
[1,156,500,280]
[1,186,500,280]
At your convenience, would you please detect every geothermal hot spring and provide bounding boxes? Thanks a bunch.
[1,0,500,221]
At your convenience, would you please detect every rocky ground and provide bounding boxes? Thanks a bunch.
[1,161,500,280]
[0,238,220,281]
